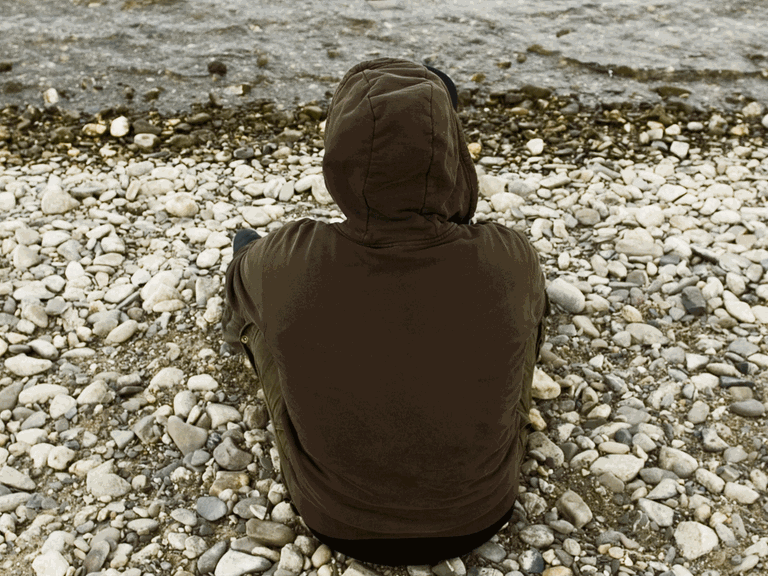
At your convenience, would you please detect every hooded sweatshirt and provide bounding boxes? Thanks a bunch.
[223,58,548,541]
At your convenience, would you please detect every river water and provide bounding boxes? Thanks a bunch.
[1,0,767,114]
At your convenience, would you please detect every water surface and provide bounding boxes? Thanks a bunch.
[1,0,766,113]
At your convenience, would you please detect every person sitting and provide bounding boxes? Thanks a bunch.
[223,57,548,566]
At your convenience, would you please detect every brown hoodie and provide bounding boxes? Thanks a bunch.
[223,58,547,542]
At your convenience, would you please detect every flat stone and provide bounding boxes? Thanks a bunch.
[518,550,545,574]
[197,496,229,521]
[214,550,272,576]
[0,382,23,411]
[474,541,506,563]
[520,524,555,548]
[729,400,765,417]
[723,294,755,323]
[478,175,507,198]
[724,482,759,504]
[18,384,68,405]
[526,138,544,155]
[199,540,228,574]
[126,518,160,536]
[626,323,666,345]
[83,540,110,574]
[166,193,199,217]
[528,431,564,467]
[246,519,296,547]
[0,492,33,512]
[658,446,698,478]
[151,367,185,389]
[32,551,69,576]
[77,380,111,405]
[188,374,219,391]
[167,416,208,455]
[686,400,710,424]
[278,543,304,575]
[638,498,675,527]
[615,228,661,257]
[311,177,333,205]
[4,354,53,376]
[213,437,253,471]
[546,278,585,313]
[532,368,561,400]
[105,320,139,344]
[207,404,242,428]
[646,478,680,500]
[590,455,644,482]
[556,490,593,528]
[695,468,725,494]
[0,465,36,490]
[86,462,131,498]
[47,446,76,470]
[681,286,706,316]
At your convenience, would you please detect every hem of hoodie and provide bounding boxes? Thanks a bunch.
[304,504,515,566]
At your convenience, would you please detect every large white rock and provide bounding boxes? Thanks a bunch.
[532,368,561,400]
[77,380,112,405]
[18,384,67,405]
[105,320,139,344]
[242,206,271,227]
[589,455,645,482]
[110,116,130,137]
[490,192,524,213]
[311,176,334,205]
[615,228,662,257]
[723,292,756,323]
[86,461,131,498]
[546,278,585,313]
[626,323,667,345]
[5,355,53,377]
[166,193,199,218]
[40,176,79,215]
[214,550,271,576]
[478,174,507,198]
[12,245,41,270]
[674,522,718,560]
[635,205,665,228]
[658,446,698,478]
[151,367,185,389]
[32,551,69,576]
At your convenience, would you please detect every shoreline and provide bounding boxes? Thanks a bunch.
[1,90,768,576]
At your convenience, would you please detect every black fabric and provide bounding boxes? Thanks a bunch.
[424,65,458,111]
[308,505,515,565]
[233,228,262,253]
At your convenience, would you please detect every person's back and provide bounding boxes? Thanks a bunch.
[223,58,548,565]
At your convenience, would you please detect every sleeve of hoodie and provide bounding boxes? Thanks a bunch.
[499,224,550,349]
[221,236,268,353]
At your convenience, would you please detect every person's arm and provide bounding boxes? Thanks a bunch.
[221,228,265,352]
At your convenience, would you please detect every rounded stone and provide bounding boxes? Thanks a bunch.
[674,522,718,560]
[546,278,585,313]
[166,193,199,218]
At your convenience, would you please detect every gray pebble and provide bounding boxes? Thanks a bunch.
[729,400,765,417]
[197,496,228,521]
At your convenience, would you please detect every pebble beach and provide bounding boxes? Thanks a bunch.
[0,86,767,576]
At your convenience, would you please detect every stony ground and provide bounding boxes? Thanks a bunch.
[0,88,767,576]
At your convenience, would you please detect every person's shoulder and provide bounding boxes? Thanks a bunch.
[265,218,328,239]
[472,221,535,246]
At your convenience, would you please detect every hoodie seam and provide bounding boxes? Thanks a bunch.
[361,69,376,245]
[330,221,460,250]
[422,77,436,236]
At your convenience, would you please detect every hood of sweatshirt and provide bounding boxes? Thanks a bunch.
[323,58,478,246]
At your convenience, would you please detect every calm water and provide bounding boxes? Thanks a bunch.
[1,0,766,113]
